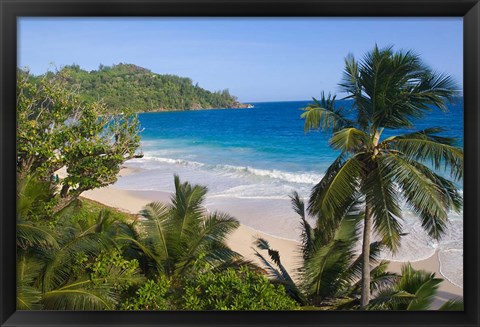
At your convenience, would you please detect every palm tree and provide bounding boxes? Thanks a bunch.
[301,45,463,308]
[121,175,248,280]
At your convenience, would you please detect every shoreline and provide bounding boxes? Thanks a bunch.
[136,104,253,114]
[81,166,463,309]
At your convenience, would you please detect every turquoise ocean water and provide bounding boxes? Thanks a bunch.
[116,99,464,287]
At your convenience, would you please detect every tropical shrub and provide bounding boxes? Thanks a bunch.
[120,278,172,310]
[182,267,298,310]
[17,69,141,214]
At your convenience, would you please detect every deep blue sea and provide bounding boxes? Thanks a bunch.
[116,99,464,287]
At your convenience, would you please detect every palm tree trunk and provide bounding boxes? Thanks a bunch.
[359,129,380,309]
[360,203,372,309]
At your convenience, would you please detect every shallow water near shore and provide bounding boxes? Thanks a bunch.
[116,99,464,287]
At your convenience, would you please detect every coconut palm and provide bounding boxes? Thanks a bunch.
[301,45,463,308]
[121,175,247,280]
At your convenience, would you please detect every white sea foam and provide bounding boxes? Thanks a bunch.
[140,155,206,168]
[209,184,299,200]
[220,165,323,185]
[128,156,324,186]
[438,249,463,288]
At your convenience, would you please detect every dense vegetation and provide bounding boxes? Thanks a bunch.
[17,175,298,310]
[33,63,246,112]
[16,46,463,311]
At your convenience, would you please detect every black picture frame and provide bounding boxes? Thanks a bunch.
[1,0,479,326]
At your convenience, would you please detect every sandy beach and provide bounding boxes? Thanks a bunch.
[81,167,463,309]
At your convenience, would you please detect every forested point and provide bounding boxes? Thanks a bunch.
[25,63,249,112]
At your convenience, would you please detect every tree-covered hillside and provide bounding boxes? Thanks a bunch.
[36,64,248,112]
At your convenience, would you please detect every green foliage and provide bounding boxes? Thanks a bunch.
[88,249,145,292]
[33,63,243,112]
[182,267,298,310]
[17,69,141,214]
[120,278,172,310]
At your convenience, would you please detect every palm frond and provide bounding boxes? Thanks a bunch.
[407,160,463,213]
[42,284,117,310]
[341,241,384,289]
[17,222,59,251]
[200,211,240,244]
[128,176,248,278]
[301,93,352,133]
[406,277,442,310]
[302,217,360,299]
[17,174,56,221]
[40,233,113,292]
[369,260,399,294]
[253,238,305,304]
[140,202,171,260]
[17,284,42,310]
[438,298,464,311]
[395,263,442,310]
[17,255,43,310]
[253,238,291,282]
[253,249,286,281]
[329,128,370,153]
[308,154,346,216]
[367,289,415,310]
[312,156,363,222]
[338,54,370,130]
[384,128,463,180]
[290,192,315,260]
[303,238,356,299]
[339,53,361,96]
[115,235,164,275]
[362,158,403,252]
[171,174,208,240]
[380,154,449,240]
[410,70,459,111]
[175,211,240,275]
[348,45,456,130]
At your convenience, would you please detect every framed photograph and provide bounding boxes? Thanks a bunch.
[1,0,479,326]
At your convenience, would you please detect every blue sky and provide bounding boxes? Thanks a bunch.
[18,17,462,102]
